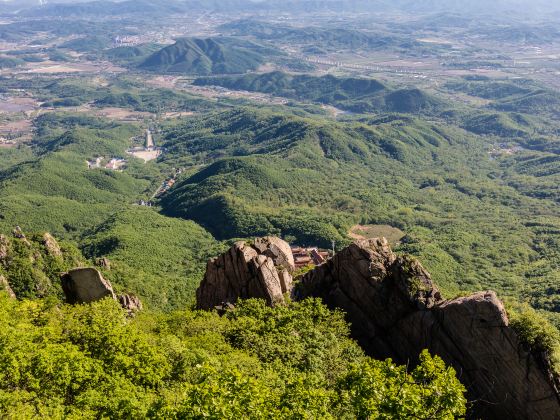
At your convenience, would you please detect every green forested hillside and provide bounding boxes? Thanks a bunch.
[104,43,163,66]
[194,71,445,113]
[139,38,278,75]
[158,107,560,323]
[219,19,420,52]
[80,207,223,311]
[0,113,220,310]
[4,4,560,418]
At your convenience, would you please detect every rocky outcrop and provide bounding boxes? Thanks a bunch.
[61,268,116,304]
[296,238,560,420]
[95,257,111,270]
[12,226,31,247]
[12,226,25,239]
[0,275,15,299]
[198,237,560,419]
[119,294,143,313]
[42,233,62,258]
[61,267,143,314]
[253,236,296,272]
[0,234,9,263]
[196,238,293,310]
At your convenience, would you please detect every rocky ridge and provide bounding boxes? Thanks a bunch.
[196,237,560,420]
[196,236,294,310]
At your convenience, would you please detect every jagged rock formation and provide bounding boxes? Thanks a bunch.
[196,238,293,310]
[198,237,560,419]
[42,233,63,258]
[119,294,143,313]
[0,234,8,262]
[61,268,116,304]
[296,238,560,420]
[61,267,143,313]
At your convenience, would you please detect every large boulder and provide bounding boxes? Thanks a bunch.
[61,267,143,314]
[196,238,293,310]
[295,238,560,420]
[61,268,116,304]
[253,236,296,272]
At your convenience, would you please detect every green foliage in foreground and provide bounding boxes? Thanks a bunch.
[0,295,466,419]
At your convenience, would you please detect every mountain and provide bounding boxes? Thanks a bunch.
[193,71,445,113]
[220,20,419,52]
[138,38,278,75]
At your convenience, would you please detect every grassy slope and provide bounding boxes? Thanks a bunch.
[81,207,223,310]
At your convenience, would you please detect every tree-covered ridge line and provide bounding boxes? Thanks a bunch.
[194,71,445,114]
[150,106,560,325]
[138,37,282,76]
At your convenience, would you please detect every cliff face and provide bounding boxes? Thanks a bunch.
[197,237,560,419]
[196,236,293,310]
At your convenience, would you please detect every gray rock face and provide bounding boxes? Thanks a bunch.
[61,268,116,304]
[61,267,143,314]
[296,238,560,420]
[196,238,293,310]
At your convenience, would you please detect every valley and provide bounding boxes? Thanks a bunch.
[2,0,560,418]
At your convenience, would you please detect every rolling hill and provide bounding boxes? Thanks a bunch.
[155,106,560,326]
[194,71,445,113]
[219,19,420,52]
[138,38,278,75]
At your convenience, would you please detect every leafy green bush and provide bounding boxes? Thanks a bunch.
[508,302,560,374]
[0,296,467,419]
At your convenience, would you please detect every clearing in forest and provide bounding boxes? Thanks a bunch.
[349,224,405,245]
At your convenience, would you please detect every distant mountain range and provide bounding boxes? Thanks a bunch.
[4,0,560,18]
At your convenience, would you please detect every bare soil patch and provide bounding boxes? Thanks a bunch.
[349,224,405,245]
[0,97,37,113]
